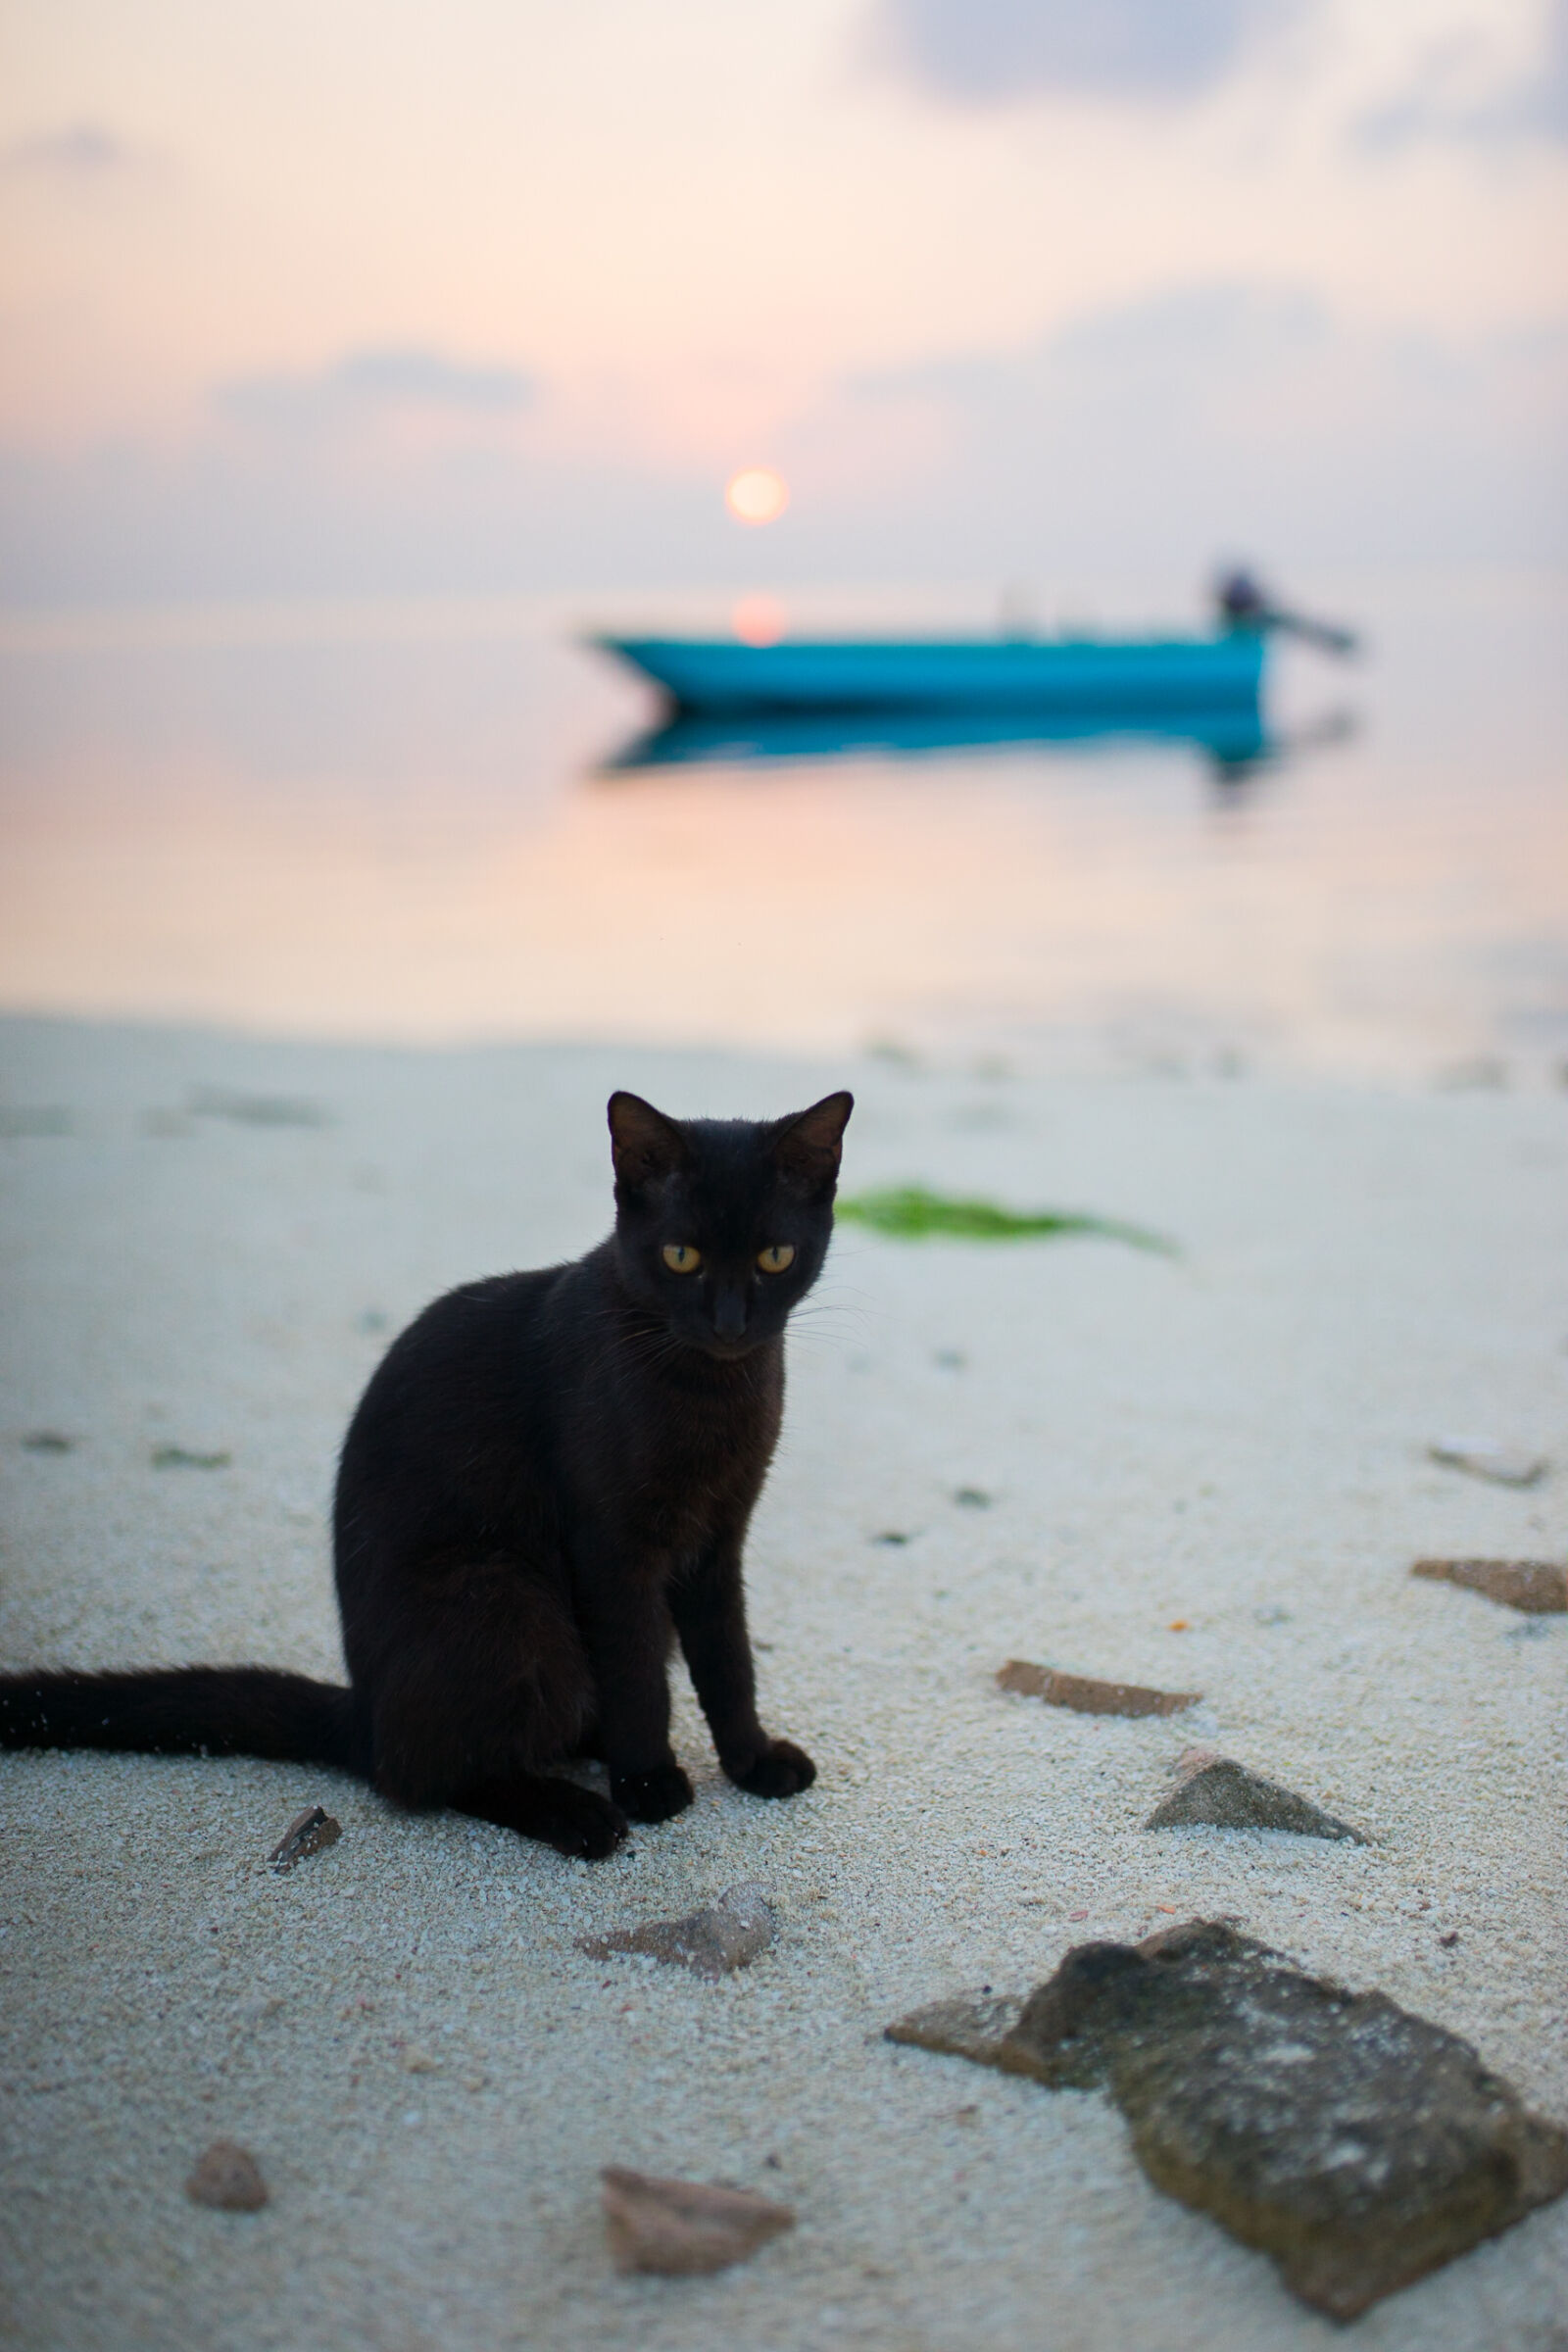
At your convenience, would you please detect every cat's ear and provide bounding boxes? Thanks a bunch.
[608,1093,689,1190]
[771,1091,854,1191]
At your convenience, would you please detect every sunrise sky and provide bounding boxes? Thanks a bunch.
[2,0,1565,600]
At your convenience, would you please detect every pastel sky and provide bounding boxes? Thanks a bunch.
[2,0,1565,599]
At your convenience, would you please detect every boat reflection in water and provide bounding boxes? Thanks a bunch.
[599,701,1353,788]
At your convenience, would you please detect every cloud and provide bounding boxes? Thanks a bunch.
[1350,1,1568,151]
[2,123,144,178]
[869,0,1304,103]
[0,432,708,606]
[0,288,1561,603]
[822,283,1568,575]
[216,346,536,432]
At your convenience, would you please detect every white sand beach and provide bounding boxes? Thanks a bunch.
[1,1014,1564,2352]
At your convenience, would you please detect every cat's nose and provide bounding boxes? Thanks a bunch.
[712,1288,747,1341]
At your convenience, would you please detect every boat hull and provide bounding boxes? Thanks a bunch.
[596,632,1265,716]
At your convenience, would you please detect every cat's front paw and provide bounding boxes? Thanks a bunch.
[611,1761,695,1823]
[727,1738,815,1800]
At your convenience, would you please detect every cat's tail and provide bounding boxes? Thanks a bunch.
[0,1667,368,1774]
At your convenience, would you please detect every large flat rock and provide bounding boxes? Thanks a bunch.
[887,1920,1568,2321]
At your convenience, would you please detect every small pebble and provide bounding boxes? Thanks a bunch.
[1411,1557,1566,1614]
[997,1660,1200,1717]
[268,1805,342,1872]
[1428,1439,1547,1489]
[578,1884,776,1980]
[186,2141,268,2212]
[601,2168,795,2276]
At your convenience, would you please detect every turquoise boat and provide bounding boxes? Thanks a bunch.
[593,628,1266,718]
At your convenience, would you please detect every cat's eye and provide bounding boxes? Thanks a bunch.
[662,1243,702,1274]
[757,1244,796,1274]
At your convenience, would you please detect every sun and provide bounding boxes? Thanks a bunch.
[724,466,789,526]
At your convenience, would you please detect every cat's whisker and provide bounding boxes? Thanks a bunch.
[789,1298,873,1345]
[786,1324,865,1358]
[795,1285,873,1317]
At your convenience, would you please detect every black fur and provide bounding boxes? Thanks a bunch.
[0,1090,852,1859]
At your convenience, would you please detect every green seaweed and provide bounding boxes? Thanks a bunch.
[836,1185,1176,1254]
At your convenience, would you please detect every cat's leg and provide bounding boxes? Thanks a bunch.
[571,1547,695,1824]
[370,1560,629,1857]
[449,1770,628,1859]
[670,1541,815,1798]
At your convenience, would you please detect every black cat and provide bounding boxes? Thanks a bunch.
[0,1088,853,1858]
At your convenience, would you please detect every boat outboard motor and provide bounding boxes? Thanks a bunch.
[1216,567,1272,629]
[1213,567,1357,657]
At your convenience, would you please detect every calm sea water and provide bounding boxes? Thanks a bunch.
[1,571,1563,1080]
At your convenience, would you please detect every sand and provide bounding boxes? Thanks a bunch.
[1,1014,1564,2352]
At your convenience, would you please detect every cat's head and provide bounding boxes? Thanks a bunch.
[607,1091,854,1359]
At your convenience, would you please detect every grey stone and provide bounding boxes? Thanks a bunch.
[601,2166,794,2274]
[1412,1557,1567,1614]
[1145,1755,1367,1842]
[577,1883,775,1980]
[886,1920,1568,2320]
[186,2140,269,2211]
[268,1804,342,1871]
